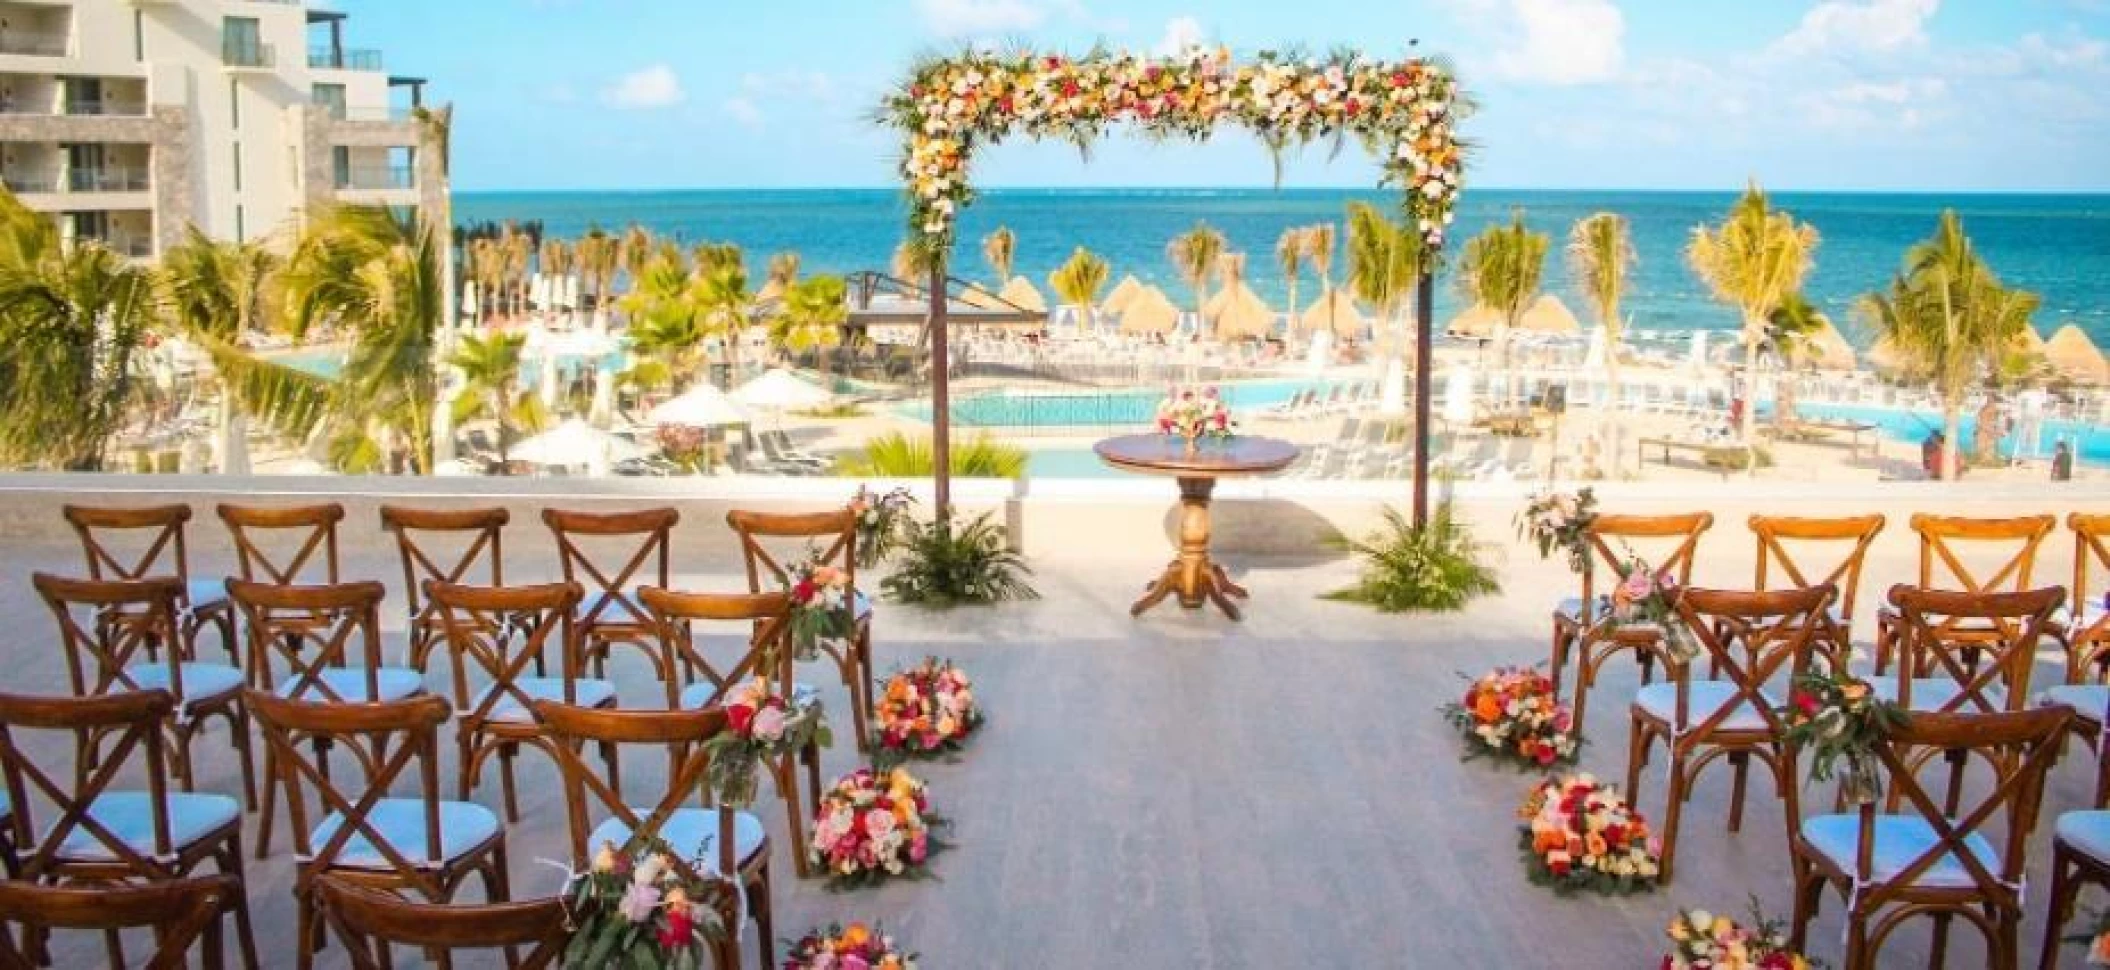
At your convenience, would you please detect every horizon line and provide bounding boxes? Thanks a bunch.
[453,184,2110,197]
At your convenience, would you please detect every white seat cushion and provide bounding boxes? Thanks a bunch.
[1801,813,2007,889]
[586,807,765,874]
[2058,810,2110,864]
[56,791,239,861]
[126,663,244,708]
[276,667,425,703]
[471,677,617,723]
[853,590,873,623]
[306,798,500,869]
[185,579,229,609]
[2056,602,2110,634]
[2041,684,2110,724]
[577,590,650,626]
[1634,681,1777,733]
[678,680,820,711]
[1865,676,1998,713]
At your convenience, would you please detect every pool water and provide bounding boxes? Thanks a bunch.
[1798,403,2109,466]
[903,377,1328,428]
[272,348,345,379]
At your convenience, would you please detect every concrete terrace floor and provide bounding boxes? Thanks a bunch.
[1,504,2107,968]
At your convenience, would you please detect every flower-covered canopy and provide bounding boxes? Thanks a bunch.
[883,47,1464,261]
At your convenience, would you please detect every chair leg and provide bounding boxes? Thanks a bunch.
[2038,846,2076,970]
[1789,863,1819,954]
[1727,751,1750,833]
[842,655,871,753]
[1658,750,1688,885]
[231,708,258,812]
[499,743,521,824]
[749,860,773,970]
[1929,911,1952,969]
[294,888,318,970]
[600,741,622,805]
[1624,713,1647,803]
[222,840,260,970]
[256,749,278,859]
[458,733,477,802]
[1549,625,1571,698]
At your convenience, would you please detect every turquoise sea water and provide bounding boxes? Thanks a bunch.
[456,188,2110,347]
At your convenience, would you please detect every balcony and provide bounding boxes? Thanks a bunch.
[81,233,154,258]
[0,31,67,57]
[67,167,150,193]
[222,40,275,70]
[308,47,382,71]
[1,172,55,193]
[64,99,148,118]
[336,164,413,191]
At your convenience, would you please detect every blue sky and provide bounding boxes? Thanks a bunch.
[337,0,2110,192]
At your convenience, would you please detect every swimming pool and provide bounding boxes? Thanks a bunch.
[271,348,345,379]
[1798,402,2109,465]
[902,377,1329,428]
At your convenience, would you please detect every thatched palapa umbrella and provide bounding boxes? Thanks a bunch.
[2045,324,2109,385]
[998,276,1046,314]
[1518,294,1581,335]
[1299,290,1367,339]
[1118,286,1180,335]
[1101,274,1144,317]
[1445,303,1501,340]
[1807,318,1857,371]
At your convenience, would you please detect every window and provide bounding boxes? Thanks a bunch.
[231,141,241,190]
[228,79,239,129]
[332,146,350,189]
[133,11,144,62]
[221,17,263,67]
[234,205,245,242]
[311,83,346,121]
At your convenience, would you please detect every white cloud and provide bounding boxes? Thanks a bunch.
[915,0,1044,37]
[1154,16,1207,57]
[1470,0,1626,85]
[721,96,763,129]
[1771,0,1938,58]
[602,65,685,110]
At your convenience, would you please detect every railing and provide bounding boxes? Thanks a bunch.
[337,165,414,191]
[81,234,155,258]
[308,47,382,70]
[64,99,149,117]
[0,31,69,57]
[67,167,151,192]
[222,40,274,68]
[325,105,414,123]
[1,173,56,193]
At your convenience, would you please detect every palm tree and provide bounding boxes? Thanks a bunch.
[0,195,156,470]
[500,225,532,319]
[1857,210,2037,479]
[890,240,935,284]
[1346,203,1421,414]
[448,330,546,467]
[468,238,504,324]
[1763,291,1827,429]
[1305,222,1338,334]
[692,243,751,386]
[1166,221,1225,337]
[981,226,1016,286]
[1047,247,1110,333]
[1686,182,1820,471]
[1276,227,1308,340]
[575,228,619,325]
[1567,212,1636,459]
[618,251,707,394]
[411,104,457,332]
[279,205,447,474]
[762,252,800,300]
[1457,209,1548,410]
[770,275,847,376]
[538,237,572,317]
[619,224,653,299]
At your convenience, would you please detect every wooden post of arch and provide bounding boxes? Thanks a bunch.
[1412,271,1435,528]
[929,262,953,517]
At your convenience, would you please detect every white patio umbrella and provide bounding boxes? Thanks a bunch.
[1583,327,1606,369]
[539,350,561,408]
[1303,330,1333,375]
[1443,364,1476,426]
[648,383,751,428]
[1688,331,1709,372]
[732,368,832,412]
[511,418,646,471]
[589,363,616,428]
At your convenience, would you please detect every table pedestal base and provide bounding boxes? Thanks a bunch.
[1129,476,1248,620]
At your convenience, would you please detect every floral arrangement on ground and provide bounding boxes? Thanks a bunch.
[700,677,832,806]
[809,766,945,887]
[1518,773,1661,895]
[785,921,919,970]
[564,837,739,969]
[1440,666,1577,769]
[1663,899,1824,970]
[873,657,983,766]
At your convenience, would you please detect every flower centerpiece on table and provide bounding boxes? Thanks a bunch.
[808,766,943,887]
[784,921,919,970]
[787,550,856,661]
[700,677,833,806]
[1155,385,1234,450]
[1440,666,1578,770]
[1518,773,1662,895]
[850,485,916,569]
[564,837,739,968]
[872,657,983,766]
[1517,487,1598,574]
[1777,668,1907,806]
[1663,900,1824,970]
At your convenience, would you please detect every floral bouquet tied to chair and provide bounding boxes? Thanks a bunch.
[787,552,857,661]
[1519,487,1599,574]
[564,838,741,969]
[1777,668,1907,806]
[850,485,916,570]
[700,677,833,806]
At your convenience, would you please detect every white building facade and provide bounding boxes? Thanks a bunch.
[0,0,441,258]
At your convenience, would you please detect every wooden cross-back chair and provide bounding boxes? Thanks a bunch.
[1787,706,2070,970]
[641,586,825,876]
[1549,511,1714,733]
[0,874,240,970]
[216,503,345,587]
[244,691,508,970]
[33,574,256,811]
[0,690,258,969]
[541,508,678,680]
[2039,687,2110,970]
[1874,514,2056,675]
[2059,513,2110,683]
[533,700,772,970]
[1748,514,1885,653]
[62,504,236,665]
[315,875,568,970]
[726,509,875,750]
[1627,583,1834,883]
[428,580,618,824]
[379,506,510,673]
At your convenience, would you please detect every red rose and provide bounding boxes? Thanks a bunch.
[794,579,816,601]
[726,704,755,734]
[1535,746,1556,766]
[1549,859,1570,877]
[1792,691,1819,717]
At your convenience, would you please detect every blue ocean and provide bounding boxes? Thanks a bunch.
[454,188,2110,347]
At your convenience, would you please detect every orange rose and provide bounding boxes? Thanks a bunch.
[842,923,872,948]
[1585,833,1608,858]
[1473,693,1503,723]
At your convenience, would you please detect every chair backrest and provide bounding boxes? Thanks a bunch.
[726,509,859,595]
[531,700,736,883]
[541,508,677,629]
[316,874,567,970]
[2074,513,2110,615]
[0,690,181,881]
[1886,584,2064,713]
[217,503,345,585]
[226,580,391,701]
[244,690,454,898]
[61,504,196,590]
[0,874,237,970]
[1671,584,1836,735]
[1749,514,1885,625]
[428,581,582,723]
[638,588,792,709]
[1908,513,2056,597]
[32,574,188,701]
[1577,512,1714,625]
[380,506,508,629]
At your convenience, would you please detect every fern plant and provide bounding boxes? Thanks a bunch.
[1325,502,1500,612]
[881,513,1038,607]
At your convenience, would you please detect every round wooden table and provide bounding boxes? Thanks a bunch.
[1093,434,1301,620]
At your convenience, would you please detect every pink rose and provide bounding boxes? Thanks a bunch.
[864,808,895,840]
[619,883,660,923]
[751,706,788,743]
[909,833,929,863]
[841,957,870,970]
